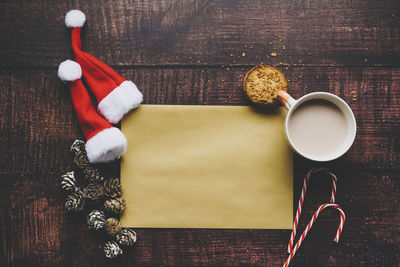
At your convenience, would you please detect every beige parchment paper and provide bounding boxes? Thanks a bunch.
[120,105,293,229]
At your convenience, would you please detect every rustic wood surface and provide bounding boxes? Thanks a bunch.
[0,0,399,266]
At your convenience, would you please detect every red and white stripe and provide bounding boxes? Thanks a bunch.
[283,203,345,267]
[287,168,337,254]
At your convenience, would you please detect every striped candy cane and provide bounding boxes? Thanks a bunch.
[287,168,337,253]
[283,203,346,267]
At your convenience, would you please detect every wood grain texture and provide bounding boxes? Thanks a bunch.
[1,170,399,266]
[1,68,399,172]
[1,0,400,266]
[0,0,400,67]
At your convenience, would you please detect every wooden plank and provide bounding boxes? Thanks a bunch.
[0,0,399,67]
[1,67,399,173]
[1,169,398,266]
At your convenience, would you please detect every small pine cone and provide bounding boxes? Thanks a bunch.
[103,178,122,198]
[83,166,104,183]
[87,210,106,230]
[116,228,137,246]
[61,171,77,192]
[70,139,85,154]
[65,189,85,212]
[105,217,122,236]
[83,183,104,201]
[73,150,90,169]
[104,198,126,216]
[104,241,122,259]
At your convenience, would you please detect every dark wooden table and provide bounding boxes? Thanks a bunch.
[1,1,399,266]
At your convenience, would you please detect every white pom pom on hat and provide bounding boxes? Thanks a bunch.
[65,10,86,28]
[58,60,82,81]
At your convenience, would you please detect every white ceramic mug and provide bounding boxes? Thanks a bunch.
[277,90,357,162]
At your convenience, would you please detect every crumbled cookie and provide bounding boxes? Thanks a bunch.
[243,65,288,105]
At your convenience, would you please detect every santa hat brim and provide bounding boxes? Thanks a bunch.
[97,81,143,124]
[85,127,127,163]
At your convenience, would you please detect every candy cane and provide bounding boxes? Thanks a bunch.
[287,168,337,253]
[283,203,346,267]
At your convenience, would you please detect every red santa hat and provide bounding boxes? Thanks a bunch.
[64,10,143,124]
[58,59,127,163]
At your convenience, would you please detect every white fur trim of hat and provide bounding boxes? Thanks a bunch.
[85,127,128,163]
[97,81,143,124]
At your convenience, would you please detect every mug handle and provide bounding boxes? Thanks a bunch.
[277,90,297,110]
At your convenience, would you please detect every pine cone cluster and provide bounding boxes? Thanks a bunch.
[71,139,104,182]
[74,150,90,169]
[103,178,122,198]
[104,198,126,215]
[104,241,123,259]
[62,140,106,213]
[61,139,135,259]
[65,189,85,212]
[61,171,77,192]
[84,166,104,183]
[87,210,106,230]
[105,217,122,236]
[70,139,85,154]
[116,228,137,246]
[83,183,104,201]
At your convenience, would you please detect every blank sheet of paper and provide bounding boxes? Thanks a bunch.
[120,105,292,229]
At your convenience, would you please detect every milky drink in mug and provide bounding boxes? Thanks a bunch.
[277,91,356,162]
